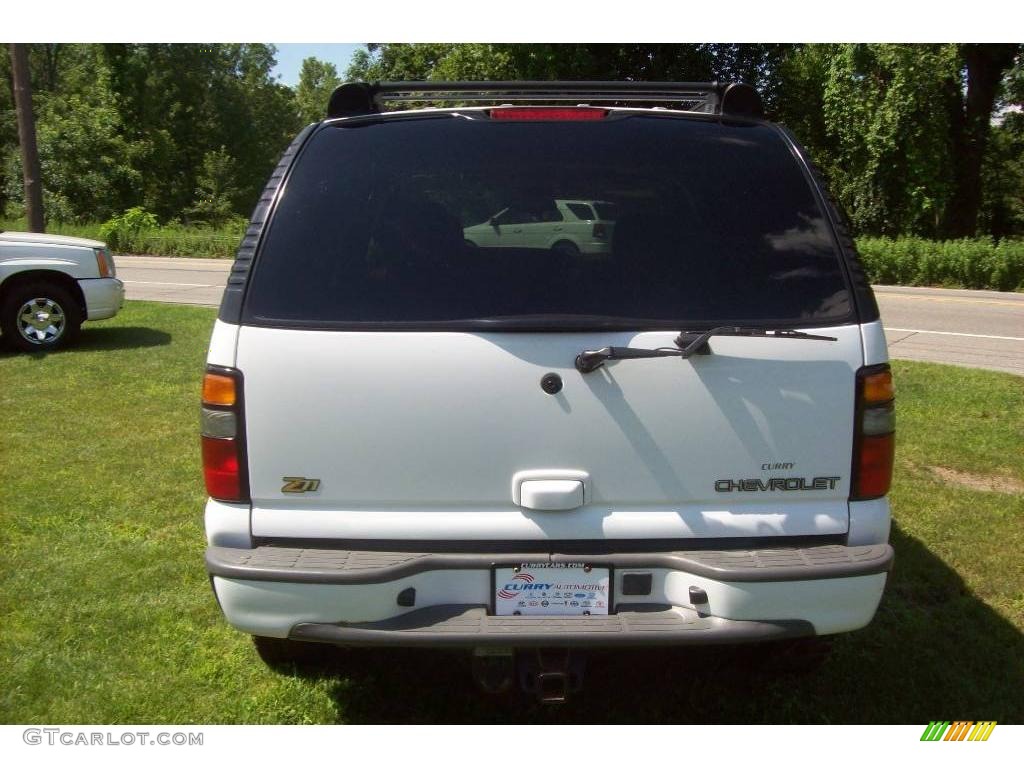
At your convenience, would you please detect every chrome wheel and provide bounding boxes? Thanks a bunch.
[17,297,66,345]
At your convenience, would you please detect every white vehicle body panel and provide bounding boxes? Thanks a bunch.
[79,277,125,319]
[847,497,892,546]
[237,323,863,541]
[0,231,105,249]
[0,231,124,322]
[205,498,253,548]
[207,319,240,367]
[860,319,889,367]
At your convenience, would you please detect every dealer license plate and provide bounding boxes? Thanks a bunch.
[493,563,610,616]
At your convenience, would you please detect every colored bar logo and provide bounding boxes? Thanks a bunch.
[920,721,997,741]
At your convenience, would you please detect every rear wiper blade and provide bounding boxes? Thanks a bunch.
[574,326,838,374]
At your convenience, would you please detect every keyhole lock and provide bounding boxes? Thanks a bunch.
[540,373,563,395]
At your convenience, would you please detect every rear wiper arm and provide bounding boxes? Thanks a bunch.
[574,345,682,373]
[574,326,838,374]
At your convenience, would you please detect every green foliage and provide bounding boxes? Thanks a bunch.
[981,120,1024,237]
[3,47,140,223]
[821,45,959,237]
[981,56,1024,239]
[186,147,241,225]
[858,237,1024,290]
[345,43,785,89]
[295,57,341,124]
[85,206,241,257]
[100,44,300,220]
[104,220,243,258]
[1,44,300,224]
[98,206,158,250]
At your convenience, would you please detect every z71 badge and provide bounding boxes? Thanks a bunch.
[281,477,321,493]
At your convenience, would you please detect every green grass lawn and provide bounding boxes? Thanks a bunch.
[1,301,1021,724]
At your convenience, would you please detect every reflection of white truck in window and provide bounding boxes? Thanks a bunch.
[462,199,617,256]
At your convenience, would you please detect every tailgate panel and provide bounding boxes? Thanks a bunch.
[238,325,862,541]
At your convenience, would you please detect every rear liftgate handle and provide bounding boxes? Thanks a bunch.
[512,470,589,511]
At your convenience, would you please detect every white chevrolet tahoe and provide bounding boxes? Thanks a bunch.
[202,82,895,700]
[0,231,124,351]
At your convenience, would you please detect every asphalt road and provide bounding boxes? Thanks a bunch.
[116,255,1024,376]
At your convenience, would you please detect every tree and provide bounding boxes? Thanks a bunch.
[776,44,1022,238]
[9,44,44,230]
[295,57,341,124]
[980,51,1024,238]
[186,146,241,225]
[819,44,960,237]
[4,45,140,222]
[945,44,1021,237]
[100,43,299,219]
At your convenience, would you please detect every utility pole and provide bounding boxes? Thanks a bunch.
[9,44,44,232]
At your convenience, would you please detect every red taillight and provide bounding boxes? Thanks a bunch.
[854,433,895,499]
[202,436,242,500]
[489,107,607,121]
[592,222,607,239]
[851,365,895,500]
[201,366,248,502]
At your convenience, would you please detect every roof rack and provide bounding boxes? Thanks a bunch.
[327,81,764,120]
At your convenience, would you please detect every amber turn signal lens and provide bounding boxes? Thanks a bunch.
[862,370,894,404]
[94,249,111,278]
[202,372,236,406]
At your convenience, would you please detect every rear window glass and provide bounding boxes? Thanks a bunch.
[245,115,852,328]
[566,203,595,220]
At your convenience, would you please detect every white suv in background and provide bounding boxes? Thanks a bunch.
[201,82,895,702]
[462,199,617,256]
[0,231,124,351]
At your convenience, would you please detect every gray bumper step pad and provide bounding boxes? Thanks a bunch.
[290,605,814,648]
[207,543,893,584]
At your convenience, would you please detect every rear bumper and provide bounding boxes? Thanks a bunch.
[577,240,611,255]
[289,606,813,648]
[207,543,892,647]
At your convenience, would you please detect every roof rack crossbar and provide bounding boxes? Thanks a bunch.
[327,81,763,120]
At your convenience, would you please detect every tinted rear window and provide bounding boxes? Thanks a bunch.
[565,203,595,220]
[245,115,852,328]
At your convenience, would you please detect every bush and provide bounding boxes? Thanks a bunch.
[858,237,1024,291]
[91,208,242,257]
[99,207,159,251]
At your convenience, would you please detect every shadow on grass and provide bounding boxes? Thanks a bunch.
[264,522,1024,724]
[0,326,171,357]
